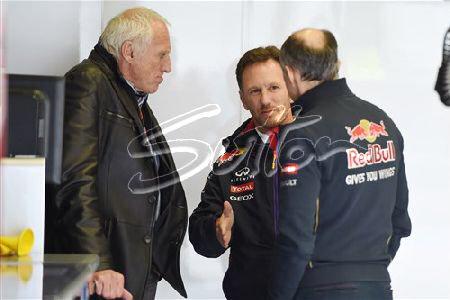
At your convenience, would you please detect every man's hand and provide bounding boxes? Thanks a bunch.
[87,270,133,300]
[215,201,234,248]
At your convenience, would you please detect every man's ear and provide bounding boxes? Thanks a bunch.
[121,41,134,63]
[335,60,341,79]
[239,90,249,110]
[285,64,297,86]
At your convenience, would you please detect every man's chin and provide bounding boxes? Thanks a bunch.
[263,114,285,128]
[260,120,280,130]
[147,85,160,94]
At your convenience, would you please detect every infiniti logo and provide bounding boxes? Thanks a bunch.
[235,167,250,177]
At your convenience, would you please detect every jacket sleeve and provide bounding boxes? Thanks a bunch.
[57,68,112,270]
[268,138,321,300]
[388,136,412,260]
[188,167,227,258]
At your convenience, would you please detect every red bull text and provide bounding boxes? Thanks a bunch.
[346,141,396,169]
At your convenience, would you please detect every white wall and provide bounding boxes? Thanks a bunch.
[4,1,80,76]
[4,1,450,299]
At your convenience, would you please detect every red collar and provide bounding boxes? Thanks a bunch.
[240,120,279,152]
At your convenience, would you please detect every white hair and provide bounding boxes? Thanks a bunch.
[100,7,169,60]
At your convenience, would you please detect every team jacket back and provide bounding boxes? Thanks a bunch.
[270,79,411,299]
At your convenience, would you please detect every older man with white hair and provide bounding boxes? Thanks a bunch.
[55,7,187,300]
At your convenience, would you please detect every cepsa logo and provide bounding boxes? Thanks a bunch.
[345,119,388,143]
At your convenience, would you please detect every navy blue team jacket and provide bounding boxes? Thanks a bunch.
[189,119,283,300]
[269,78,412,299]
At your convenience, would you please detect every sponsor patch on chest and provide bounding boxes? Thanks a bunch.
[230,166,255,183]
[230,181,255,193]
[229,193,254,201]
[216,148,246,166]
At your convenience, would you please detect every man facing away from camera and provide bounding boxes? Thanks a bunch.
[55,7,188,300]
[268,28,412,300]
[189,46,296,300]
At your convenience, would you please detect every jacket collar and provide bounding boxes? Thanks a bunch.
[222,117,281,155]
[293,78,354,113]
[90,43,145,134]
[92,43,119,74]
[223,99,305,151]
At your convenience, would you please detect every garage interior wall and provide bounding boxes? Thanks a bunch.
[4,1,450,299]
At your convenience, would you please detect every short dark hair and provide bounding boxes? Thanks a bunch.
[235,46,280,90]
[280,29,339,81]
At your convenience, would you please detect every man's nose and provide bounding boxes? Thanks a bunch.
[260,89,271,106]
[162,55,171,73]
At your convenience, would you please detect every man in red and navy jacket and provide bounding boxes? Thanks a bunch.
[189,46,296,299]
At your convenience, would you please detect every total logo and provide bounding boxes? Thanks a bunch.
[345,119,388,143]
[230,181,255,193]
[229,193,254,201]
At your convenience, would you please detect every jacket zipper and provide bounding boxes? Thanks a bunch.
[272,142,279,237]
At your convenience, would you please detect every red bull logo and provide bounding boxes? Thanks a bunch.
[345,119,388,143]
[346,140,396,169]
[217,148,246,166]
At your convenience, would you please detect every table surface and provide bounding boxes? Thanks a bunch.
[1,253,99,299]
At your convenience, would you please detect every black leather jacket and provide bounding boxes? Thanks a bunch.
[56,44,188,299]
